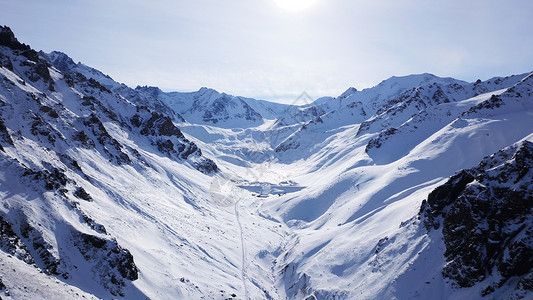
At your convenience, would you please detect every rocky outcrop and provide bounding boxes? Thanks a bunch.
[0,26,30,51]
[0,215,34,265]
[0,117,13,149]
[82,113,132,165]
[420,140,533,295]
[73,232,138,297]
[131,107,218,173]
[134,111,184,138]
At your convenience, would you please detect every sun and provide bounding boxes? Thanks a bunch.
[273,0,319,11]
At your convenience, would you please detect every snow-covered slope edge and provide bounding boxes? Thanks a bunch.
[0,26,263,299]
[1,24,532,300]
[419,137,533,299]
[260,74,533,299]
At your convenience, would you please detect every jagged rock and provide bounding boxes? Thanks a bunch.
[73,232,138,296]
[134,112,184,137]
[27,61,52,83]
[420,141,533,291]
[20,221,62,276]
[0,26,30,51]
[74,186,92,201]
[275,139,300,153]
[463,94,504,115]
[87,77,110,93]
[48,51,77,73]
[30,113,62,145]
[0,117,14,146]
[365,127,398,152]
[0,52,14,71]
[39,105,59,118]
[0,215,34,265]
[339,87,357,99]
[189,92,262,124]
[130,108,218,173]
[82,114,131,165]
[22,167,69,192]
[194,159,219,174]
[73,130,96,148]
[79,212,106,234]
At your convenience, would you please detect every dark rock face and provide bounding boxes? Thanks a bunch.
[0,117,14,147]
[30,113,61,145]
[129,86,186,122]
[365,128,398,152]
[420,141,533,293]
[20,221,63,276]
[463,94,504,115]
[48,51,77,73]
[73,232,139,296]
[74,186,92,201]
[135,112,184,138]
[0,215,34,265]
[27,61,52,83]
[73,130,96,148]
[82,114,131,165]
[22,167,69,192]
[357,82,464,137]
[191,93,262,124]
[131,108,218,174]
[0,26,30,51]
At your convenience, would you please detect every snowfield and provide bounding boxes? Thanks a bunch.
[0,26,532,299]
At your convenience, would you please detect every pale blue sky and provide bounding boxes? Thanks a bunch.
[1,0,532,103]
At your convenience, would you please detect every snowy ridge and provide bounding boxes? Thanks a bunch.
[0,25,532,299]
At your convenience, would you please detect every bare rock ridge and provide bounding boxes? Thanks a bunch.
[421,140,533,297]
[0,25,532,299]
[0,25,217,298]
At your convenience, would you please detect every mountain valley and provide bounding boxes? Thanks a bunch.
[0,26,532,299]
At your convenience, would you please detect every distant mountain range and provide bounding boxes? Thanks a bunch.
[0,25,532,299]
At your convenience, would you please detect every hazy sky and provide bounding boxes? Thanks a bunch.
[1,0,532,103]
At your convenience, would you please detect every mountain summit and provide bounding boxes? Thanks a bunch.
[0,26,532,299]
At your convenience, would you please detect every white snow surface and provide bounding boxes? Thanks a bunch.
[0,44,532,299]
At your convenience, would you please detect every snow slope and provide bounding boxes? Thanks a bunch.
[0,25,532,299]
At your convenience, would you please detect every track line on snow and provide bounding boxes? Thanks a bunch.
[234,197,249,299]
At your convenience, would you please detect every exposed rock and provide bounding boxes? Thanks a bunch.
[82,114,131,165]
[22,167,69,192]
[27,61,52,83]
[74,186,92,201]
[0,26,30,51]
[134,112,184,138]
[420,141,533,292]
[0,215,34,265]
[463,94,504,115]
[0,52,14,71]
[73,232,138,296]
[20,221,62,276]
[73,130,96,148]
[48,51,77,73]
[194,159,219,174]
[339,87,357,99]
[365,127,398,152]
[131,108,218,174]
[0,117,14,146]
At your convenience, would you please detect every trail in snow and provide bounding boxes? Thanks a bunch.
[234,196,249,299]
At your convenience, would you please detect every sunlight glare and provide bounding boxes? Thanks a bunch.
[273,0,319,11]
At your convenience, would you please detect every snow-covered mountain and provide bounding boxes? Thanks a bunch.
[0,25,532,299]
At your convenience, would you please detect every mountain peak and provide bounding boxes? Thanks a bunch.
[370,73,465,96]
[381,73,438,86]
[339,87,358,99]
[135,85,162,96]
[48,51,77,73]
[198,86,220,95]
[0,25,30,51]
